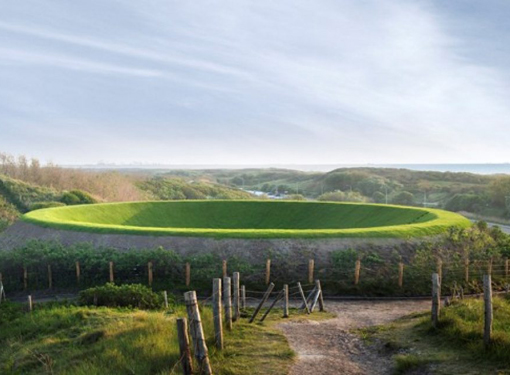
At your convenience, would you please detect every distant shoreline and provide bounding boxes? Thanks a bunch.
[63,163,510,175]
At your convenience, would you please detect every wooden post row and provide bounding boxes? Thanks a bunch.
[398,262,404,288]
[308,259,314,284]
[223,277,232,330]
[265,259,271,285]
[109,261,114,283]
[76,261,81,284]
[233,272,240,322]
[484,274,493,347]
[354,259,361,285]
[431,273,440,328]
[186,262,191,287]
[47,265,52,289]
[184,291,213,375]
[222,260,227,278]
[176,317,194,375]
[212,278,224,350]
[148,261,153,286]
[283,284,289,318]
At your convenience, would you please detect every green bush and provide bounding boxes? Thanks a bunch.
[79,283,166,309]
[61,189,97,205]
[29,201,66,211]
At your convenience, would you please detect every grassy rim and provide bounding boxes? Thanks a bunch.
[21,200,471,239]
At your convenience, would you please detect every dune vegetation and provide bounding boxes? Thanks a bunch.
[21,200,470,238]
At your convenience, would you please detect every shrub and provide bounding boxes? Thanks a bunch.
[61,189,97,205]
[79,283,166,309]
[29,201,66,211]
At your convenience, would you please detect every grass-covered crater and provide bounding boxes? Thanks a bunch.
[21,200,470,238]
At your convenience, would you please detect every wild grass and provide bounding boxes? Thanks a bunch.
[22,200,471,238]
[0,301,315,375]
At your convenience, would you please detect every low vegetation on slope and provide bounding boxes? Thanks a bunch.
[21,200,471,238]
[364,295,510,374]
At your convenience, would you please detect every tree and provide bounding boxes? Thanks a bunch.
[391,191,414,206]
[372,191,386,203]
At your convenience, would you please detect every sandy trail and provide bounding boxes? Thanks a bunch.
[278,300,429,375]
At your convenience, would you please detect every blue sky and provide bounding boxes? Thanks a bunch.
[1,0,509,165]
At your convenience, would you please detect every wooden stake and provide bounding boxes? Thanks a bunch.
[260,290,283,322]
[297,282,310,314]
[283,284,289,318]
[28,295,33,312]
[233,272,240,322]
[47,265,52,289]
[308,259,315,284]
[223,276,232,330]
[184,291,213,375]
[212,278,224,350]
[310,286,322,313]
[163,291,169,308]
[316,280,325,312]
[265,259,271,285]
[241,285,246,310]
[464,258,470,283]
[222,260,227,278]
[109,261,114,283]
[148,261,153,286]
[354,259,361,285]
[176,317,194,375]
[431,273,441,328]
[185,262,191,286]
[23,266,28,290]
[484,274,493,347]
[301,286,317,309]
[398,262,404,288]
[249,282,275,323]
[437,258,443,283]
[76,261,81,285]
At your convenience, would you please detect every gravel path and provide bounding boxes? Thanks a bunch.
[278,300,430,375]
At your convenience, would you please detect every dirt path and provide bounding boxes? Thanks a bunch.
[278,300,429,375]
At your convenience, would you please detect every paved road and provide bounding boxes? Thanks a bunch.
[478,221,510,234]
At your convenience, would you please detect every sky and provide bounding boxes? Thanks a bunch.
[1,0,510,165]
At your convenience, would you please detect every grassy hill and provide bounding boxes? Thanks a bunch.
[21,200,470,238]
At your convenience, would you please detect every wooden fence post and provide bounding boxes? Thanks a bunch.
[212,278,224,350]
[297,282,310,314]
[464,258,470,283]
[398,262,404,288]
[186,262,191,287]
[222,260,227,278]
[283,284,289,318]
[23,266,28,290]
[437,258,443,283]
[310,280,322,313]
[76,261,81,285]
[354,259,361,285]
[249,282,275,323]
[431,273,440,328]
[176,317,194,375]
[47,265,52,289]
[308,259,314,284]
[109,262,114,283]
[223,277,232,330]
[233,272,240,322]
[184,291,213,375]
[317,280,325,312]
[28,295,33,312]
[265,259,271,285]
[241,285,246,310]
[163,291,169,308]
[505,258,509,280]
[260,290,284,322]
[484,274,493,347]
[148,261,153,287]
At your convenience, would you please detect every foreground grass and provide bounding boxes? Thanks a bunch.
[361,296,510,374]
[22,200,470,238]
[0,301,330,374]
